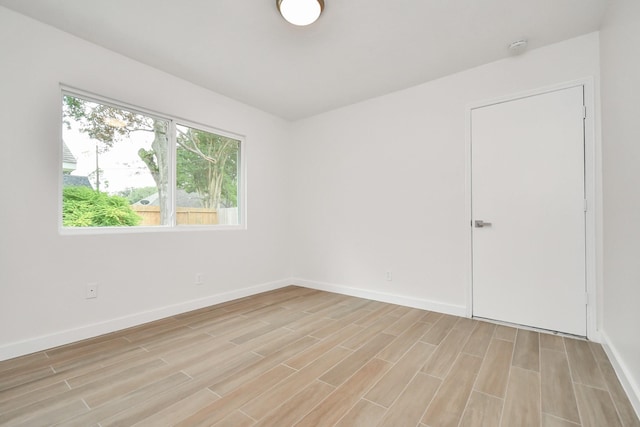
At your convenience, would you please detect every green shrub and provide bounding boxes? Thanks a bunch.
[63,186,141,227]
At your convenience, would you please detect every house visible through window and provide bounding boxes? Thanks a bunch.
[61,91,242,230]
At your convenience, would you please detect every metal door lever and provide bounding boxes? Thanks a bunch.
[474,220,492,228]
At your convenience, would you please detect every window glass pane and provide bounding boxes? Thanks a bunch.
[62,94,170,227]
[176,124,241,225]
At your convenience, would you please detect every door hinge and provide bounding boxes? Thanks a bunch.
[585,292,589,306]
[584,199,588,212]
[582,105,587,119]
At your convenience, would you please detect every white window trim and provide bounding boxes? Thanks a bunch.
[59,85,247,235]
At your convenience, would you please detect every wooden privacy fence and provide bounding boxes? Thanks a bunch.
[131,205,218,225]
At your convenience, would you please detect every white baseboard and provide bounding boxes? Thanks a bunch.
[0,279,290,362]
[600,330,640,421]
[291,278,467,317]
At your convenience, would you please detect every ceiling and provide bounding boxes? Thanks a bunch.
[0,0,608,120]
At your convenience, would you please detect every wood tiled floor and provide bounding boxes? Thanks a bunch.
[1,286,638,426]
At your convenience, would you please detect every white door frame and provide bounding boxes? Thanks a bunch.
[464,78,600,341]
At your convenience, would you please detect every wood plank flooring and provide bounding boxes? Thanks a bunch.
[0,286,638,426]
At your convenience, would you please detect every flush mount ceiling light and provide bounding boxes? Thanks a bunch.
[277,0,324,26]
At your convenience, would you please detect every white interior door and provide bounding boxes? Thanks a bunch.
[471,86,586,336]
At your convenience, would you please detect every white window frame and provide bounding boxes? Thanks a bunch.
[59,86,246,235]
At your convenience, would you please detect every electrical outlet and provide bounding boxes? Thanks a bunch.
[86,283,98,299]
[195,273,204,285]
[385,271,393,281]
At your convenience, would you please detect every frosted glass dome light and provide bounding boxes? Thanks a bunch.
[277,0,324,26]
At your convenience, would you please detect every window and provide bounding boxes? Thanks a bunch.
[61,90,243,231]
[175,124,240,225]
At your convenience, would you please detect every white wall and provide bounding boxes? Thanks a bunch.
[290,33,601,315]
[0,7,292,359]
[600,0,640,413]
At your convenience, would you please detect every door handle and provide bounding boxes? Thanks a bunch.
[474,220,492,228]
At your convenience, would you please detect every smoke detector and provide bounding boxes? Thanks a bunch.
[508,39,528,55]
